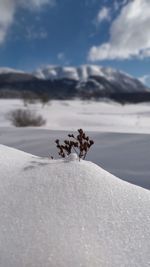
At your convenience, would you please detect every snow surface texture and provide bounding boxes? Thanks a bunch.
[1,99,150,133]
[0,145,150,267]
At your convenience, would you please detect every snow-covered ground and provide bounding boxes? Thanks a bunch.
[1,128,150,189]
[0,99,150,133]
[0,145,150,267]
[0,99,150,189]
[0,100,150,265]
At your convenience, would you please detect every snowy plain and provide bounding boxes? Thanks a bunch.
[0,99,150,133]
[0,99,150,189]
[0,145,150,267]
[0,99,150,266]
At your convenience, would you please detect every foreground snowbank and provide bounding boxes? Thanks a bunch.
[0,145,150,267]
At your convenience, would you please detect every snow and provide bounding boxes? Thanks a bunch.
[1,99,150,133]
[34,65,108,81]
[34,65,79,80]
[34,65,122,81]
[0,67,25,74]
[0,144,150,267]
[66,153,78,161]
[0,65,148,93]
[0,99,150,189]
[33,64,149,92]
[0,65,148,94]
[1,128,150,189]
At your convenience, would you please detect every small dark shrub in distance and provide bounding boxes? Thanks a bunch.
[38,92,50,107]
[8,109,46,127]
[55,129,94,160]
[22,91,39,106]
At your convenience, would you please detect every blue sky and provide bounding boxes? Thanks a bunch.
[0,0,150,84]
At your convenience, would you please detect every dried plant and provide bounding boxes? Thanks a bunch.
[8,109,46,127]
[55,129,94,160]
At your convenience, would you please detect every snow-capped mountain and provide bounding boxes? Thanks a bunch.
[34,65,114,80]
[34,65,128,81]
[0,67,37,83]
[0,67,25,75]
[0,65,149,102]
[34,65,149,93]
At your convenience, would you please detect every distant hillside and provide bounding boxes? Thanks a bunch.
[0,65,150,103]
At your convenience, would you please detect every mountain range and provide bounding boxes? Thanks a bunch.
[0,65,150,103]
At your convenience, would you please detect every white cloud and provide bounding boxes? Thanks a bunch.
[0,0,55,44]
[96,7,110,24]
[19,0,55,10]
[88,0,150,61]
[113,0,128,11]
[0,0,15,43]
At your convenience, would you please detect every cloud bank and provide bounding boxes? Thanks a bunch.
[88,0,150,61]
[0,0,55,44]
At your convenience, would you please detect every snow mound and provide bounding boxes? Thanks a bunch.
[0,145,150,267]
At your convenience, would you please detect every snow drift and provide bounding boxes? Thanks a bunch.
[0,145,150,267]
